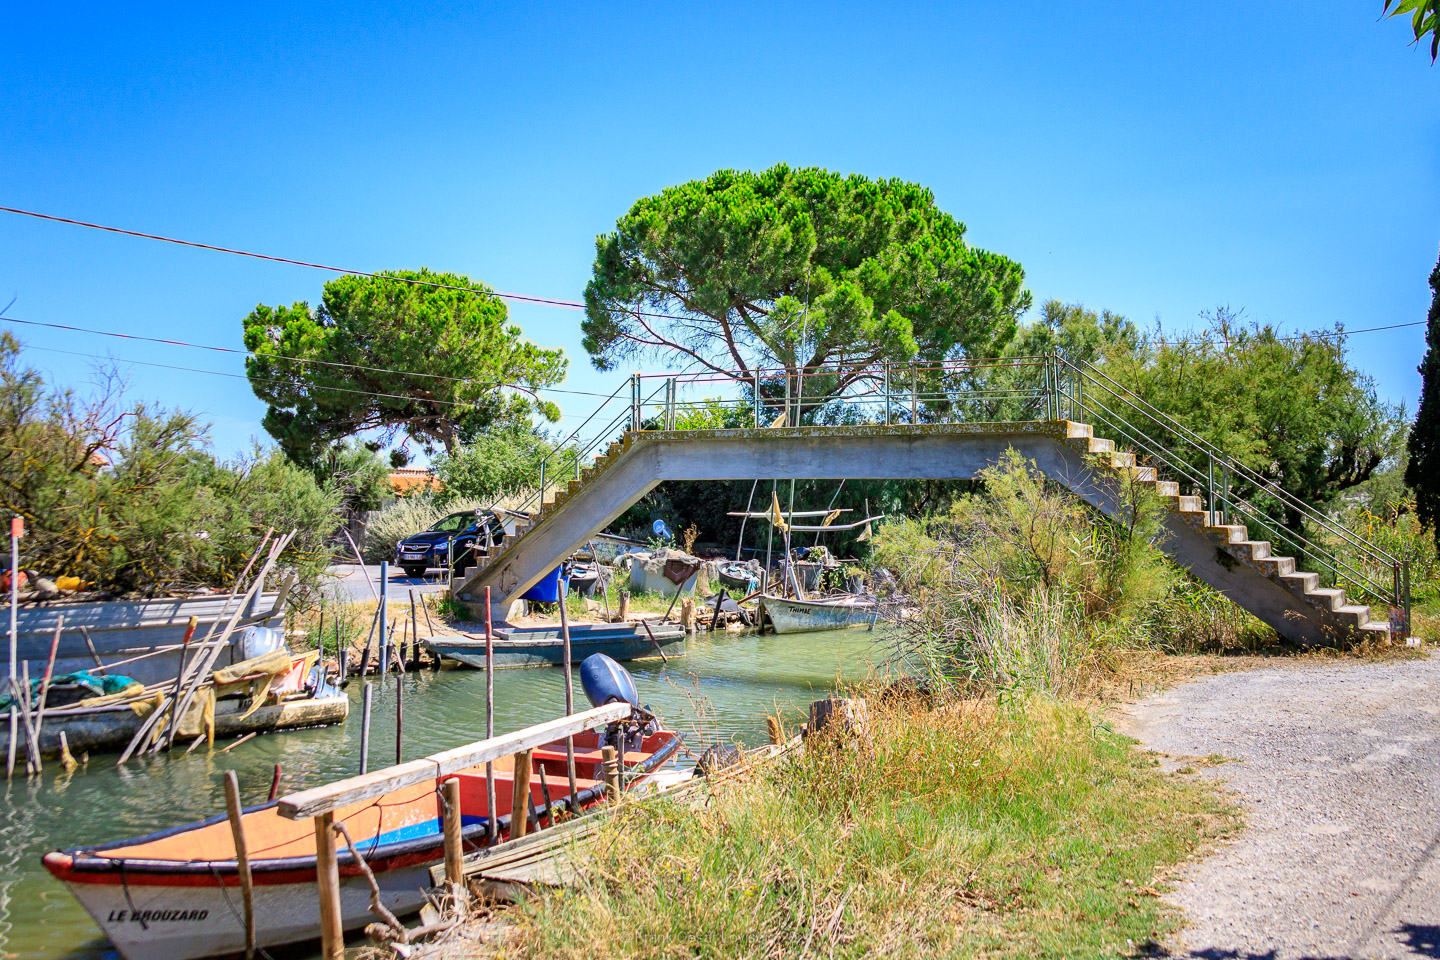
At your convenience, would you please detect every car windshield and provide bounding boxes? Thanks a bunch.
[428,513,474,533]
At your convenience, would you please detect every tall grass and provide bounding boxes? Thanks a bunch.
[509,695,1236,959]
[874,448,1276,697]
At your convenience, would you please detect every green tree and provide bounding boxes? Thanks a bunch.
[583,165,1029,419]
[1108,310,1405,527]
[431,427,580,505]
[243,269,567,465]
[1405,250,1440,543]
[312,439,392,515]
[1384,0,1439,62]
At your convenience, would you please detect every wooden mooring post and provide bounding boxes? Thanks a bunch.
[601,745,620,801]
[442,776,464,889]
[274,702,631,960]
[510,749,534,840]
[223,770,257,960]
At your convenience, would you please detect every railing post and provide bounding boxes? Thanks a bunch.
[538,460,546,506]
[910,363,917,423]
[1207,458,1216,526]
[630,372,640,431]
[883,362,891,425]
[754,370,762,428]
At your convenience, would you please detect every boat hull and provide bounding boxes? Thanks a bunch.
[56,856,433,960]
[760,596,877,635]
[424,624,685,669]
[0,695,348,760]
[46,729,682,960]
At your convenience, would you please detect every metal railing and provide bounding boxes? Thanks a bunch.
[483,353,1407,623]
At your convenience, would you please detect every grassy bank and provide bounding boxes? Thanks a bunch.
[503,696,1237,960]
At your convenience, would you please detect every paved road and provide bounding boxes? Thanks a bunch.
[1117,652,1440,960]
[329,563,453,603]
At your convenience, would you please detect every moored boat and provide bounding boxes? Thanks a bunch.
[759,594,878,635]
[43,657,682,960]
[423,621,685,669]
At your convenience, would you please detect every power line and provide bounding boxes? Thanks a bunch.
[0,205,588,311]
[0,314,615,399]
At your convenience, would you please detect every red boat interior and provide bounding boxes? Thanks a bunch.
[51,731,674,870]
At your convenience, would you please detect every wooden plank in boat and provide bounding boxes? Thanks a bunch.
[277,702,630,820]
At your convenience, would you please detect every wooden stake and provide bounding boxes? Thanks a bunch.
[19,661,40,773]
[314,812,344,960]
[78,625,105,671]
[538,764,554,827]
[58,730,78,772]
[766,715,782,745]
[710,588,727,632]
[558,600,578,815]
[587,541,613,624]
[616,590,630,623]
[31,614,65,766]
[409,589,421,669]
[6,708,15,780]
[359,682,373,775]
[223,770,257,960]
[601,745,620,802]
[442,776,464,888]
[160,616,199,750]
[484,586,497,843]
[639,619,669,664]
[394,665,403,766]
[510,749,533,840]
[268,763,282,801]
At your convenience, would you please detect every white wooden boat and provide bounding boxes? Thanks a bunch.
[43,726,682,960]
[760,594,878,634]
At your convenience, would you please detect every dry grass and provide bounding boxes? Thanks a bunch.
[502,694,1239,960]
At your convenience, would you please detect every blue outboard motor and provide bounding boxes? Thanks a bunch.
[580,653,639,709]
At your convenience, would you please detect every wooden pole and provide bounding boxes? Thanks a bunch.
[510,749,534,839]
[616,590,630,623]
[394,665,403,766]
[314,812,344,960]
[19,661,40,773]
[32,614,66,764]
[341,528,378,601]
[484,586,497,844]
[538,764,554,827]
[160,616,199,749]
[558,600,579,814]
[766,715,782,745]
[359,682,373,775]
[638,619,669,664]
[223,770,257,960]
[601,745,620,802]
[442,776,464,887]
[269,763,283,801]
[78,625,105,671]
[377,561,389,674]
[359,607,378,677]
[8,515,21,780]
[710,588,726,632]
[409,589,421,670]
[587,541,613,624]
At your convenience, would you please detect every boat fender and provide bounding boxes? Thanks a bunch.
[579,653,639,709]
[694,744,744,778]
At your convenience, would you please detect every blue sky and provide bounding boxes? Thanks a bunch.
[2,1,1437,459]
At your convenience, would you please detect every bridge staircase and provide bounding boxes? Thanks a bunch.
[454,359,1408,646]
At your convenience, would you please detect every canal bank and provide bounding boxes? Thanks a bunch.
[1,627,880,959]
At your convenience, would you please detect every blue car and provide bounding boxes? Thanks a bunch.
[393,510,506,579]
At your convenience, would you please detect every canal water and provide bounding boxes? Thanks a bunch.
[0,626,885,959]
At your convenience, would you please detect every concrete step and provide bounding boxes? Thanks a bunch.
[1089,437,1115,454]
[1131,465,1158,483]
[1335,604,1372,628]
[1305,587,1347,612]
[1177,495,1204,513]
[1067,421,1094,439]
[1236,540,1271,561]
[1205,524,1248,545]
[1155,481,1180,498]
[1257,555,1296,577]
[1281,571,1320,594]
[1111,451,1136,469]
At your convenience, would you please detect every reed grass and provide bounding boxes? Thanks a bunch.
[507,695,1236,959]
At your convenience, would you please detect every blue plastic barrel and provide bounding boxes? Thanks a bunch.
[520,565,569,602]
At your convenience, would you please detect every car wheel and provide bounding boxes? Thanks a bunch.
[403,566,427,579]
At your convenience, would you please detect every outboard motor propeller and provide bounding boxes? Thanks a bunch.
[580,654,639,709]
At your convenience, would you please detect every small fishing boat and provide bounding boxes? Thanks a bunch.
[759,594,879,635]
[423,621,685,669]
[1,650,347,760]
[715,560,761,595]
[44,657,683,960]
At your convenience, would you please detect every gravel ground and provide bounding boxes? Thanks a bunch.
[1115,652,1440,960]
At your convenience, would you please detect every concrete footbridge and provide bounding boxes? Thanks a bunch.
[454,357,1408,647]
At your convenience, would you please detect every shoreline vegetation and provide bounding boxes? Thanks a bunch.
[361,450,1428,959]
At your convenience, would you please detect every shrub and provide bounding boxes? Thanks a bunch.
[360,494,487,562]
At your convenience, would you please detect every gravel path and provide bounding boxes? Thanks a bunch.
[1116,652,1440,960]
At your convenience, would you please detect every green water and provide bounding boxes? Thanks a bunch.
[0,627,883,959]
